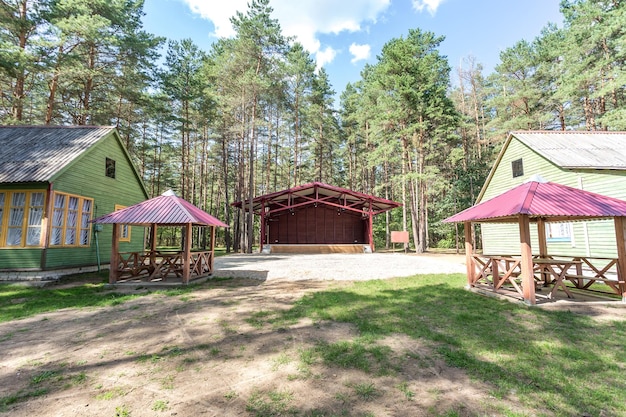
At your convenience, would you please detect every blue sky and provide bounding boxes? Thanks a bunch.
[142,0,563,94]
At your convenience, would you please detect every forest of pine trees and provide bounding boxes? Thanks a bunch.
[1,0,625,252]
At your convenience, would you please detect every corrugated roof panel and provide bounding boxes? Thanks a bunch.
[444,181,626,223]
[512,131,626,170]
[93,192,229,227]
[233,181,401,213]
[0,125,115,183]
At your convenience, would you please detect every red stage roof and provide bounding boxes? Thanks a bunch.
[93,190,229,227]
[233,182,401,214]
[444,180,626,223]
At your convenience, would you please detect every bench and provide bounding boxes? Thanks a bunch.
[564,274,626,294]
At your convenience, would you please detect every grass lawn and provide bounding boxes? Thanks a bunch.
[1,272,625,416]
[277,275,626,416]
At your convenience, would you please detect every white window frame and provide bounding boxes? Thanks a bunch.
[546,222,573,243]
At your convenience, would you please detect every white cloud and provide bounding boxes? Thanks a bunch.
[349,43,371,63]
[316,46,338,69]
[182,0,247,38]
[411,0,445,15]
[181,0,390,67]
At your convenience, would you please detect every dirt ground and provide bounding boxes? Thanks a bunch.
[1,254,625,416]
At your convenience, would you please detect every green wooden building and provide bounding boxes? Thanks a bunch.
[0,126,149,280]
[478,131,626,258]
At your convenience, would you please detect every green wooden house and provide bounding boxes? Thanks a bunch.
[478,130,626,258]
[0,126,149,280]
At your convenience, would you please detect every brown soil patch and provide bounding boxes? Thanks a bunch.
[1,275,618,416]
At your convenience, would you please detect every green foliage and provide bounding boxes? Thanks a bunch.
[2,0,625,253]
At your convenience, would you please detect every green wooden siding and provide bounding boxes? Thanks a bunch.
[481,138,626,258]
[0,130,148,271]
[44,131,147,269]
[0,248,43,270]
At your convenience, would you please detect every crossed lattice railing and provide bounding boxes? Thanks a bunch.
[116,250,214,282]
[469,254,625,298]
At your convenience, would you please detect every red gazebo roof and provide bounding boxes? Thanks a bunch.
[93,190,229,227]
[444,180,626,223]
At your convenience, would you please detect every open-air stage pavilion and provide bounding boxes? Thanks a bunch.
[233,182,401,254]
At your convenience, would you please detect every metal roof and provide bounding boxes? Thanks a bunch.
[232,182,401,215]
[92,190,229,227]
[512,130,626,170]
[0,125,116,183]
[444,179,626,223]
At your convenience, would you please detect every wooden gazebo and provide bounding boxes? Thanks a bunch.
[444,179,626,305]
[93,190,228,284]
[233,182,401,253]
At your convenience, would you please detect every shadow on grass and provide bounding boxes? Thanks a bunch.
[1,271,625,416]
[0,273,251,323]
[277,274,626,416]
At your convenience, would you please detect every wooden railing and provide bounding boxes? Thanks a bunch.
[115,250,214,282]
[566,256,625,294]
[190,251,213,277]
[469,254,625,298]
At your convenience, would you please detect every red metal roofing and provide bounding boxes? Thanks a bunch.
[93,191,229,227]
[443,180,626,223]
[233,181,401,214]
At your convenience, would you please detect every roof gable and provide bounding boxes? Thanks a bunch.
[233,182,401,214]
[477,130,626,203]
[0,125,117,183]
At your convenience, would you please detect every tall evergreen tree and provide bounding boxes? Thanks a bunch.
[161,38,207,200]
[372,29,458,253]
[308,68,339,184]
[0,0,49,122]
[228,0,287,253]
[285,42,315,188]
[560,0,626,129]
[485,40,543,139]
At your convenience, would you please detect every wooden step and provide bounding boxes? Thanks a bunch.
[268,244,366,254]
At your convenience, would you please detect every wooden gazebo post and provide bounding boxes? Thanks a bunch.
[463,222,475,287]
[260,201,266,253]
[183,223,192,284]
[210,225,216,272]
[109,224,120,284]
[368,207,374,252]
[536,217,549,283]
[149,224,158,268]
[519,214,536,305]
[614,216,626,302]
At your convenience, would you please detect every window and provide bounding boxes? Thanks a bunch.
[80,200,93,245]
[0,193,3,244]
[0,191,46,247]
[114,204,131,242]
[512,158,524,178]
[50,192,93,247]
[106,157,116,179]
[546,222,573,242]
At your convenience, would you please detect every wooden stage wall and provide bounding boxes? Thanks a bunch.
[268,205,365,245]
